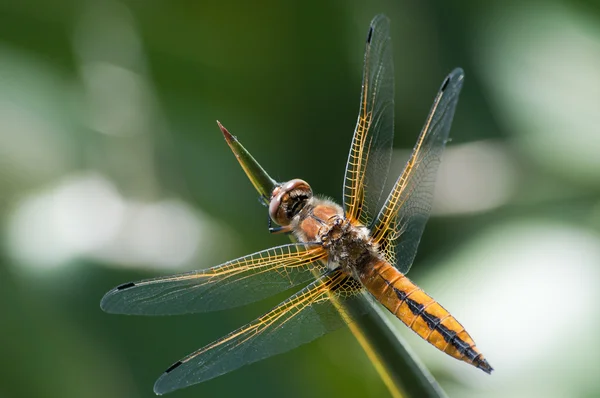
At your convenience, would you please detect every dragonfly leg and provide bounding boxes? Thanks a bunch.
[269,225,293,234]
[267,214,292,234]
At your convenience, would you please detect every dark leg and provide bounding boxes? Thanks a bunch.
[269,225,293,234]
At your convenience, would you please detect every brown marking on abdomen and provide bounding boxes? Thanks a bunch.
[360,259,493,374]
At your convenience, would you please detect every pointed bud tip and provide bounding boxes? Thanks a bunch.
[217,120,235,143]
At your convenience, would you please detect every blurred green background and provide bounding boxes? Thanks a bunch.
[2,0,600,397]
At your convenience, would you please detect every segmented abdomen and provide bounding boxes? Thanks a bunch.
[360,259,493,373]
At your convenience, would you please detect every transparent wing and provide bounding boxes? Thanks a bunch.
[100,243,327,315]
[343,14,395,226]
[371,68,465,274]
[153,270,364,395]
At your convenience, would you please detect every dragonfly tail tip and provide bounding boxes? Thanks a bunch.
[476,357,494,374]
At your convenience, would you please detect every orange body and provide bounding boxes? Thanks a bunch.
[293,195,492,374]
[360,259,492,373]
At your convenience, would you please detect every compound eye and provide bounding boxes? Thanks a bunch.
[269,192,286,225]
[268,179,312,226]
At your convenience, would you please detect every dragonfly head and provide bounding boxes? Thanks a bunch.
[269,179,312,226]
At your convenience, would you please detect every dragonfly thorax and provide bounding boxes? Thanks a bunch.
[287,194,377,274]
[269,179,312,226]
[318,215,376,275]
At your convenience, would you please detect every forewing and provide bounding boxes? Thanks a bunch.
[100,243,327,315]
[153,270,364,395]
[344,14,394,226]
[371,68,465,273]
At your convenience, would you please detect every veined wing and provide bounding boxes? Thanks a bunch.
[343,14,394,226]
[153,270,364,395]
[371,68,465,274]
[100,243,327,315]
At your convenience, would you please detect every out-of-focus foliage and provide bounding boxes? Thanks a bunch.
[1,1,599,397]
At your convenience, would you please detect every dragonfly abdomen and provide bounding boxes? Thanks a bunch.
[360,260,493,374]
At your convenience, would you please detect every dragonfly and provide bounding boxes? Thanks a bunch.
[101,14,492,395]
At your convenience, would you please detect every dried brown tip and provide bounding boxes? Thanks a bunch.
[217,120,235,144]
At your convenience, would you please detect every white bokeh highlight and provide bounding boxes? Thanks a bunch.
[7,172,227,271]
[432,140,517,215]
